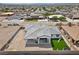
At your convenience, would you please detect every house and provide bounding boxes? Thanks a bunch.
[30,13,45,19]
[24,24,61,47]
[24,13,45,20]
[70,8,79,21]
[72,13,79,20]
[0,12,14,16]
[2,19,23,26]
[7,13,23,20]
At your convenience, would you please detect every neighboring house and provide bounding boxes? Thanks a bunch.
[69,13,79,22]
[7,13,23,20]
[70,9,79,21]
[24,24,62,47]
[72,13,79,20]
[24,13,45,20]
[0,12,14,16]
[2,19,23,26]
[1,13,24,25]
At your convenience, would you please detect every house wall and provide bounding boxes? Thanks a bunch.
[26,37,50,45]
[25,34,61,45]
[26,39,38,44]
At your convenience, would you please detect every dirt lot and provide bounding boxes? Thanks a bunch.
[5,29,52,51]
[0,26,20,50]
[5,29,25,51]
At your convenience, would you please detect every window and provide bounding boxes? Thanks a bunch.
[51,34,53,37]
[56,34,59,37]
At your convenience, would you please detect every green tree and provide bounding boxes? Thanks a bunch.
[58,16,66,21]
[50,16,58,22]
[52,16,58,20]
[42,7,46,11]
[51,7,56,12]
[4,8,10,12]
[22,7,25,10]
[0,8,10,12]
[56,6,64,10]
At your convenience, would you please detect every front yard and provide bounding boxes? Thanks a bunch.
[51,38,69,50]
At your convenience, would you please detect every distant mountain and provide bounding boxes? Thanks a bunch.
[0,3,79,8]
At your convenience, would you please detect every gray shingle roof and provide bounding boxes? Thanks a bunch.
[25,24,61,39]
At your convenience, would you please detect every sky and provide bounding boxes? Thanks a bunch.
[0,0,79,3]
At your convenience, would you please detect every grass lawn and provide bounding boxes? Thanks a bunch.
[24,19,38,23]
[43,13,53,16]
[51,38,69,50]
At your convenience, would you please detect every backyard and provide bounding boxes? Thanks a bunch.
[49,15,67,22]
[51,38,69,50]
[24,19,38,23]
